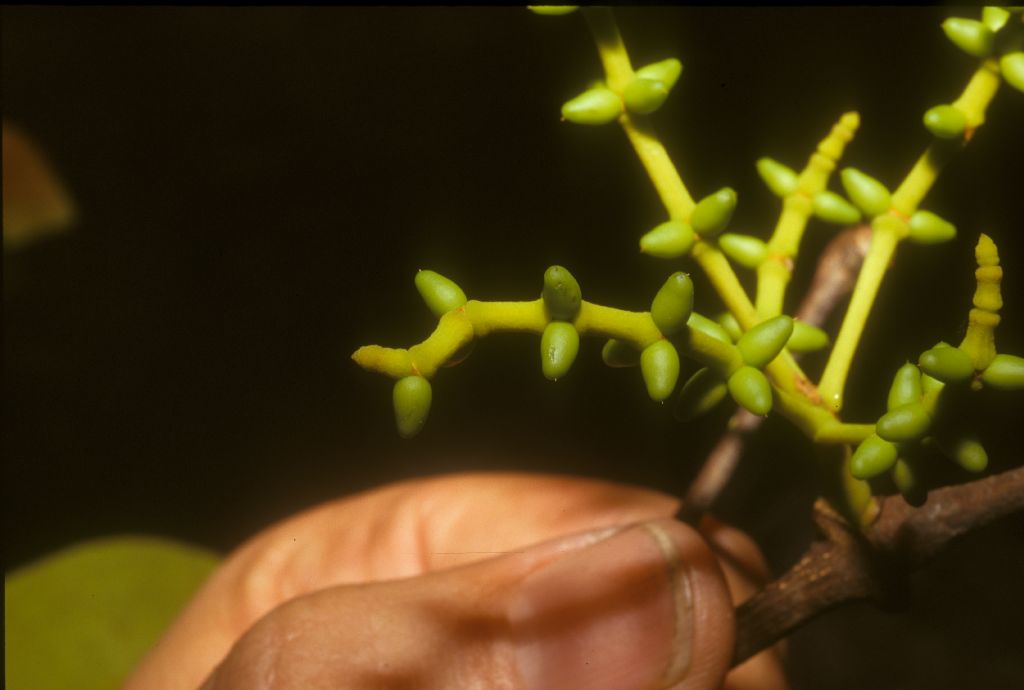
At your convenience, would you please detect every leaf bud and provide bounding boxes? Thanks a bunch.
[907,210,956,245]
[674,367,728,421]
[561,87,622,125]
[756,157,799,198]
[876,402,932,442]
[690,187,737,238]
[942,17,995,58]
[650,272,694,336]
[527,6,578,15]
[923,104,967,139]
[635,58,683,90]
[850,434,899,479]
[918,343,974,383]
[540,321,580,380]
[980,353,1024,390]
[623,77,670,115]
[640,220,695,259]
[715,312,742,343]
[601,338,640,368]
[640,340,681,402]
[737,315,794,369]
[415,269,467,317]
[812,190,862,225]
[719,233,769,269]
[1001,52,1024,93]
[542,265,582,320]
[887,362,923,411]
[840,168,891,218]
[687,312,733,344]
[727,365,773,416]
[393,375,432,439]
[892,456,927,507]
[787,320,829,353]
[951,437,988,473]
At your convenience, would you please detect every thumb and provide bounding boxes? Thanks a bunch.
[203,519,735,690]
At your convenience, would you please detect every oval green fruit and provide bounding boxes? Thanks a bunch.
[787,321,829,353]
[601,338,640,368]
[415,270,467,317]
[674,367,728,422]
[542,265,582,320]
[640,340,680,402]
[756,157,799,198]
[635,58,683,90]
[690,187,737,238]
[876,403,931,442]
[841,168,891,217]
[687,312,732,344]
[639,220,695,259]
[942,18,994,58]
[812,190,862,225]
[623,77,670,115]
[923,104,966,139]
[908,210,956,244]
[715,312,742,343]
[540,321,580,380]
[887,362,923,411]
[982,6,1010,31]
[727,365,773,416]
[561,87,622,125]
[393,375,432,439]
[980,353,1024,390]
[650,272,694,335]
[737,315,793,369]
[951,436,988,473]
[918,343,974,383]
[719,233,769,269]
[1001,52,1024,94]
[892,456,927,507]
[850,433,899,479]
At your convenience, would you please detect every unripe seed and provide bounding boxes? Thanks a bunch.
[561,87,621,125]
[887,362,923,411]
[981,6,1010,32]
[812,191,862,225]
[674,367,728,422]
[918,343,974,383]
[650,272,694,336]
[787,321,829,353]
[690,188,737,238]
[623,77,670,115]
[737,315,794,369]
[715,312,742,343]
[527,5,578,16]
[540,321,580,380]
[640,220,695,258]
[728,365,773,416]
[942,18,994,58]
[951,437,988,473]
[687,312,732,344]
[980,353,1024,390]
[602,338,640,368]
[892,456,927,507]
[542,265,582,320]
[415,270,467,317]
[1001,52,1024,93]
[908,210,956,244]
[393,375,432,439]
[876,403,932,442]
[756,157,799,198]
[719,233,769,269]
[640,340,680,402]
[923,104,967,139]
[850,434,899,479]
[635,58,683,90]
[841,168,891,217]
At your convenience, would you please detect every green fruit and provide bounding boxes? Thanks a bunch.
[812,190,862,225]
[690,187,737,238]
[650,272,694,335]
[687,312,733,344]
[756,157,799,198]
[942,18,994,58]
[623,77,670,115]
[719,233,769,269]
[415,270,468,317]
[635,58,683,90]
[923,104,967,139]
[640,340,681,402]
[737,315,793,369]
[542,265,582,320]
[841,168,891,217]
[1001,52,1024,93]
[601,338,640,368]
[787,321,829,353]
[639,220,695,258]
[887,362,923,411]
[561,87,622,125]
[540,321,580,380]
[907,210,956,244]
[527,5,578,15]
[918,343,974,383]
[951,436,988,473]
[728,365,773,416]
[876,402,932,442]
[674,367,728,421]
[982,6,1010,31]
[715,312,742,343]
[850,434,899,479]
[921,372,945,396]
[980,353,1024,390]
[892,456,927,507]
[393,375,432,439]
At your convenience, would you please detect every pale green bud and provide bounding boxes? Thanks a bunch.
[540,321,580,380]
[650,272,694,336]
[737,315,793,369]
[393,376,432,439]
[923,104,967,139]
[542,265,582,320]
[756,157,799,198]
[980,353,1024,390]
[908,210,956,244]
[850,434,898,479]
[690,188,737,238]
[623,78,670,115]
[415,270,467,317]
[727,366,773,416]
[639,220,695,258]
[635,58,683,90]
[812,191,862,225]
[719,233,769,269]
[1000,52,1024,93]
[561,87,621,125]
[674,367,728,422]
[787,321,829,353]
[841,168,891,218]
[640,340,681,402]
[942,18,995,58]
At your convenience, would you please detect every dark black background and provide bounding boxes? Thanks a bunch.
[4,7,1023,688]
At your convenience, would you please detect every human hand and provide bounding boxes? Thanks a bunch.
[123,473,786,690]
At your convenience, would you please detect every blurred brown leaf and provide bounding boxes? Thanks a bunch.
[3,122,76,250]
